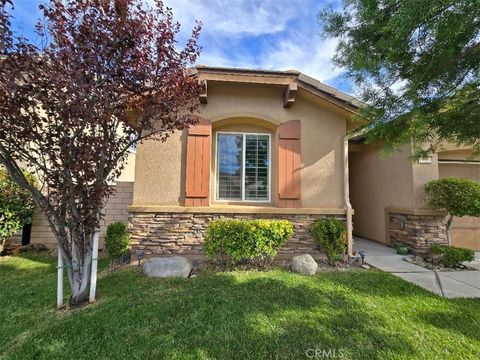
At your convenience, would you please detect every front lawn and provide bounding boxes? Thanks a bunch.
[1,254,479,359]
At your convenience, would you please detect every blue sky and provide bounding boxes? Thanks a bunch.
[7,0,352,92]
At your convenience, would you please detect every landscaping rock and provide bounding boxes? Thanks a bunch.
[142,256,192,278]
[403,254,476,272]
[19,243,49,253]
[291,254,318,275]
[415,258,427,268]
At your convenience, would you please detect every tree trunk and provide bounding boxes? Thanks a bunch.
[446,214,454,246]
[0,145,100,307]
[53,220,98,306]
[67,245,93,306]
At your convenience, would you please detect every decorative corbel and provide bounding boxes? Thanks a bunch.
[199,79,208,104]
[283,81,297,108]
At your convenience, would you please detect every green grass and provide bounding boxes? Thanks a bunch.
[1,254,480,360]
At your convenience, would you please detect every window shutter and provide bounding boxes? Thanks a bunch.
[185,117,211,206]
[278,120,301,208]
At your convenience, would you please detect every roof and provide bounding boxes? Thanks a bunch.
[196,65,300,76]
[297,73,361,108]
[195,65,362,111]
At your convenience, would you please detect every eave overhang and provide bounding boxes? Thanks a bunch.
[194,65,360,114]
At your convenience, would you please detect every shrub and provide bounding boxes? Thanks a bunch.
[430,244,475,268]
[425,178,480,245]
[311,218,347,265]
[203,219,294,269]
[425,178,480,218]
[0,167,37,251]
[104,222,131,267]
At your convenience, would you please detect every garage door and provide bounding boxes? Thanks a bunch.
[439,162,480,250]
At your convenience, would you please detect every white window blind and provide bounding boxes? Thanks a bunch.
[216,133,270,201]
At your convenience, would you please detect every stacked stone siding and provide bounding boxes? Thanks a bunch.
[389,212,448,253]
[129,212,346,258]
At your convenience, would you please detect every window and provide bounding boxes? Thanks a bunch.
[216,132,270,201]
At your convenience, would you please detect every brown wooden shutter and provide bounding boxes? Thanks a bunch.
[185,117,211,207]
[278,120,301,208]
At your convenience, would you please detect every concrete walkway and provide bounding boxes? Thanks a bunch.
[354,237,480,298]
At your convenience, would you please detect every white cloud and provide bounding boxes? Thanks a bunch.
[163,0,308,36]
[255,34,342,81]
[158,0,343,82]
[195,30,342,82]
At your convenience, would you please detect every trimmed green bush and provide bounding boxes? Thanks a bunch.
[430,244,475,268]
[425,178,480,218]
[425,178,480,245]
[311,218,347,265]
[104,222,131,267]
[203,219,294,268]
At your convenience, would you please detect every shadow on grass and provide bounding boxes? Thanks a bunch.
[2,262,480,359]
[2,268,420,360]
[336,271,480,353]
[418,300,480,341]
[322,270,436,298]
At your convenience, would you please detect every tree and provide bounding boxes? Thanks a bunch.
[0,0,202,305]
[0,167,37,253]
[425,178,480,245]
[319,0,480,158]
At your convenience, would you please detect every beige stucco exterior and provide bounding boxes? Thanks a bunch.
[349,143,439,244]
[133,82,351,210]
[350,143,414,244]
[22,64,478,253]
[350,140,480,250]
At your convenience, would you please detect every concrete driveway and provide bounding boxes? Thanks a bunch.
[354,237,480,298]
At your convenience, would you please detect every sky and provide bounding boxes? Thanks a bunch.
[7,0,352,93]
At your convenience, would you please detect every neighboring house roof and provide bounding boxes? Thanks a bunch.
[195,65,361,114]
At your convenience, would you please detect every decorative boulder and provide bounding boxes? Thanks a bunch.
[19,243,49,253]
[291,254,318,275]
[142,256,192,278]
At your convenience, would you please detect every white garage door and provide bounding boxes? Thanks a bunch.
[439,162,480,250]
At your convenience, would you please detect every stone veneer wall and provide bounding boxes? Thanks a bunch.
[30,181,134,249]
[389,212,448,253]
[129,212,346,258]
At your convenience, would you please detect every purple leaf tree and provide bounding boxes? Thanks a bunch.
[0,0,202,305]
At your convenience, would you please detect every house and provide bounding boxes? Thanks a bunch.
[350,140,480,251]
[27,66,479,255]
[26,150,136,248]
[128,66,359,258]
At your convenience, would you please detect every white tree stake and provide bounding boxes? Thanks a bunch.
[57,247,63,309]
[89,229,100,303]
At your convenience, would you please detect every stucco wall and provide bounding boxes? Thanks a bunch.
[133,82,348,209]
[438,149,476,161]
[350,142,440,244]
[412,153,440,208]
[349,144,415,243]
[30,181,134,249]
